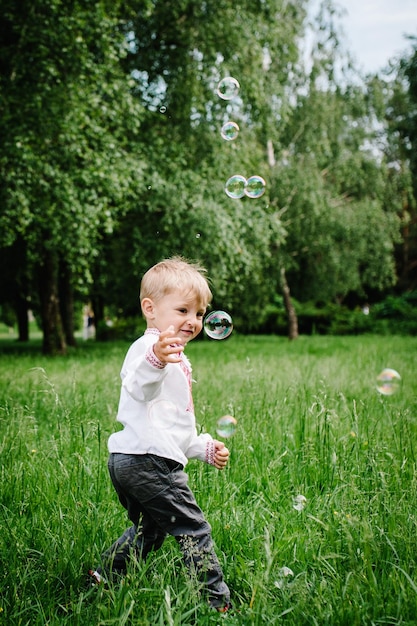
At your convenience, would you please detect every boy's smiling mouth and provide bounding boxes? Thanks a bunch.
[178,328,194,341]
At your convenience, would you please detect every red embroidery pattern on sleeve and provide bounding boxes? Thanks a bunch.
[205,440,215,465]
[145,346,166,369]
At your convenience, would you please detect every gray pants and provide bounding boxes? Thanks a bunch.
[101,453,230,609]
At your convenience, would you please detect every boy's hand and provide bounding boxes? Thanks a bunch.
[153,326,184,364]
[213,440,230,470]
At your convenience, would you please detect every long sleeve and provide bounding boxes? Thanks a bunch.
[108,330,213,467]
[122,345,167,402]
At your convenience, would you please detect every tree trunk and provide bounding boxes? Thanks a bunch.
[280,267,298,340]
[15,294,29,342]
[2,236,30,341]
[59,261,77,347]
[91,294,104,328]
[38,249,67,355]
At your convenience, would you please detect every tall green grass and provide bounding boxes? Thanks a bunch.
[1,334,417,625]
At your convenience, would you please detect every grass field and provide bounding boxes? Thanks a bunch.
[1,333,417,625]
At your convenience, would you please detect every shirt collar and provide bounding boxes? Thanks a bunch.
[145,328,161,336]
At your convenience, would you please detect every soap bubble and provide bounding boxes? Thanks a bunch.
[293,494,307,511]
[245,175,266,198]
[225,175,246,199]
[221,121,240,141]
[216,415,237,438]
[274,566,294,589]
[216,76,240,100]
[204,310,233,340]
[376,368,401,396]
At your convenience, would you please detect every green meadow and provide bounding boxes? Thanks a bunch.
[1,333,417,625]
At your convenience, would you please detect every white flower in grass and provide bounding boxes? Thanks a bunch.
[274,566,294,589]
[292,494,307,511]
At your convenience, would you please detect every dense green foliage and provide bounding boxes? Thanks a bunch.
[1,334,417,624]
[0,0,146,352]
[1,1,417,351]
[258,292,417,336]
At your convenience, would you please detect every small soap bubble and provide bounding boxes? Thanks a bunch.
[216,415,237,438]
[376,368,401,396]
[274,566,294,589]
[245,175,266,198]
[204,310,233,340]
[293,494,307,511]
[221,121,240,141]
[216,76,240,100]
[159,105,167,113]
[225,175,246,199]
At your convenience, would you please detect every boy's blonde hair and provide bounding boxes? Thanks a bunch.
[140,257,212,308]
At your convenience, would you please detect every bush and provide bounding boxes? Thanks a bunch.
[370,294,417,335]
[251,297,288,335]
[328,305,373,335]
[252,294,417,336]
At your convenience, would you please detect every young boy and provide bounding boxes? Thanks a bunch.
[89,257,232,612]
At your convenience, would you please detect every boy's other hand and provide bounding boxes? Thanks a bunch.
[213,440,230,470]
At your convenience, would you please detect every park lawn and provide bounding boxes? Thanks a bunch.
[1,334,417,625]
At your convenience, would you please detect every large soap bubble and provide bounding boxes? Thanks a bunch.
[204,310,233,340]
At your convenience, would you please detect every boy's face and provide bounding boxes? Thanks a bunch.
[142,290,207,344]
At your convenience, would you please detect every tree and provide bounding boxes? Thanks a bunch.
[0,0,145,353]
[372,39,417,292]
[266,1,402,308]
[1,0,414,347]
[89,0,308,330]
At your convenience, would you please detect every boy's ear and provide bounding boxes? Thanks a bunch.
[141,298,155,319]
